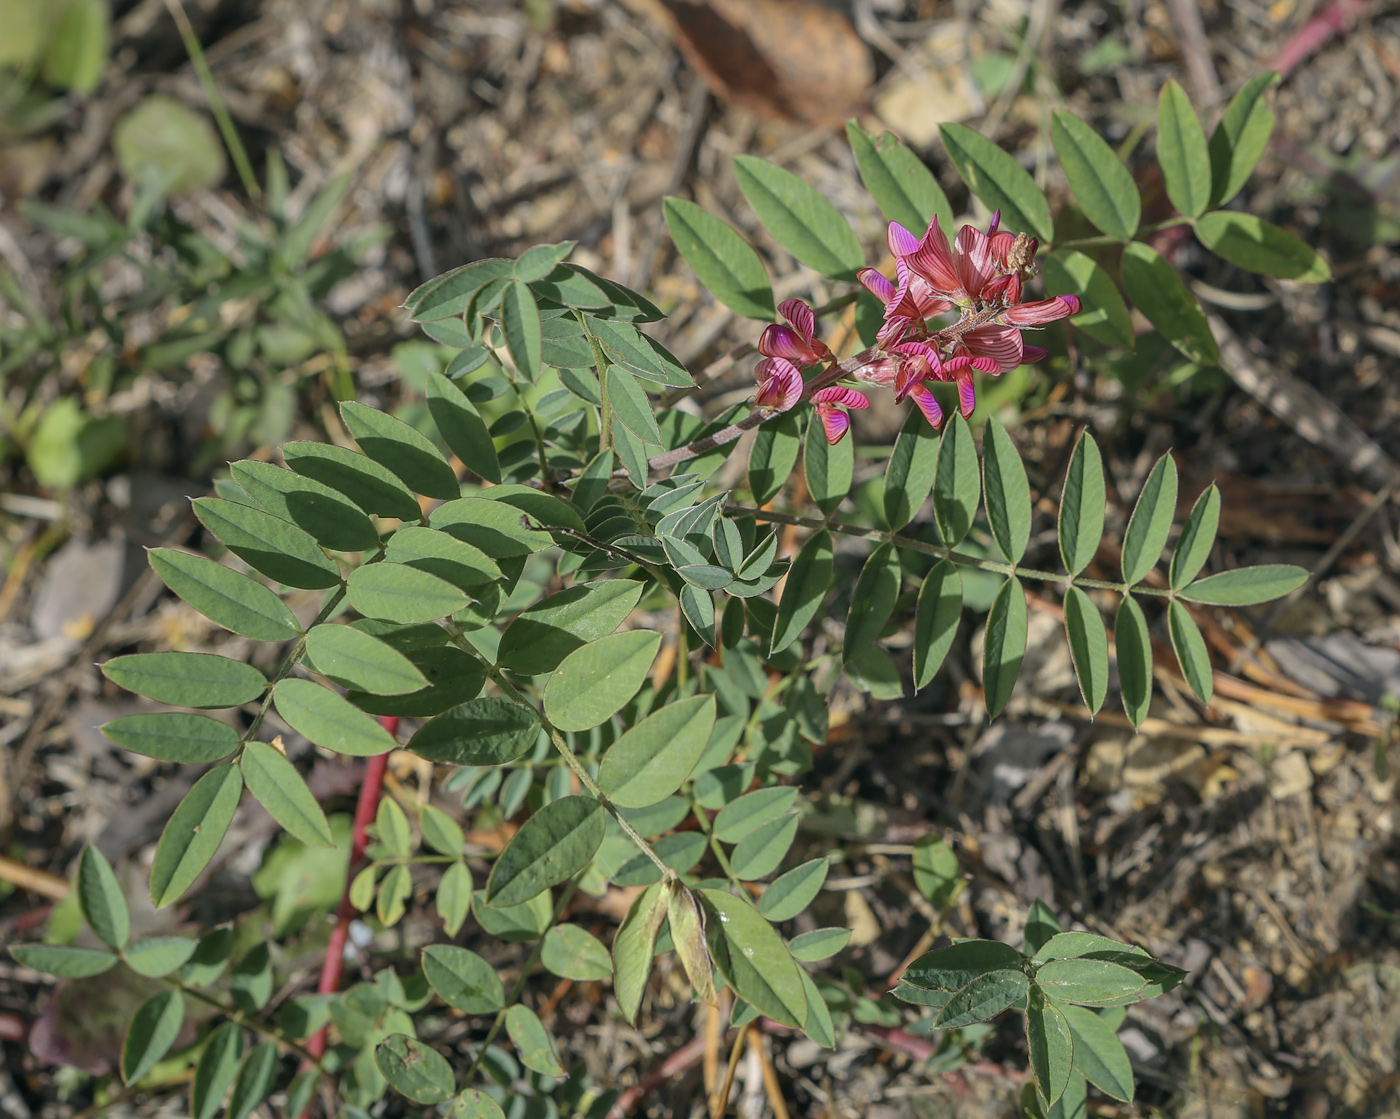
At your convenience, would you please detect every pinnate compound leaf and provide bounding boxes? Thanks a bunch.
[1026,992,1074,1105]
[900,939,1024,991]
[934,969,1030,1029]
[151,767,242,907]
[847,120,954,236]
[542,924,613,981]
[1120,241,1218,365]
[1115,596,1153,727]
[983,576,1028,718]
[598,694,716,807]
[283,441,421,521]
[771,530,833,656]
[102,652,266,709]
[1050,111,1140,239]
[885,407,940,532]
[613,881,668,1024]
[304,623,427,695]
[191,1021,243,1119]
[1208,71,1278,208]
[914,561,962,691]
[410,697,540,765]
[1041,251,1135,350]
[502,279,543,380]
[699,888,807,1028]
[1171,485,1221,590]
[10,944,116,977]
[227,1042,278,1119]
[486,796,605,907]
[377,1034,455,1104]
[731,812,800,880]
[805,413,853,516]
[939,122,1053,242]
[422,945,505,1014]
[1058,432,1105,576]
[934,413,979,547]
[1195,211,1330,282]
[982,418,1032,564]
[148,549,301,642]
[499,579,645,676]
[426,372,502,484]
[506,1004,565,1077]
[732,155,864,280]
[192,497,341,589]
[1062,1004,1134,1101]
[1157,79,1211,218]
[240,741,334,847]
[544,631,661,732]
[122,991,184,1085]
[347,562,469,624]
[664,197,775,320]
[844,543,901,664]
[1168,600,1214,704]
[1063,587,1109,715]
[1121,453,1178,585]
[342,401,460,500]
[1179,564,1307,606]
[1036,957,1148,1006]
[274,678,398,756]
[78,845,129,950]
[230,459,378,552]
[124,937,197,978]
[759,857,829,921]
[749,409,803,507]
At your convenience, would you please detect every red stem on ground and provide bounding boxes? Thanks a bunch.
[297,718,397,1114]
[605,1036,708,1118]
[1272,0,1369,78]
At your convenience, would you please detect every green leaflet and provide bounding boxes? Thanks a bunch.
[1157,79,1211,218]
[1061,1004,1135,1102]
[1120,240,1218,366]
[102,652,266,709]
[346,562,469,624]
[1050,110,1140,240]
[486,796,605,907]
[1040,250,1135,350]
[502,279,543,380]
[1063,586,1109,715]
[1026,992,1074,1105]
[1036,957,1149,1006]
[240,741,335,847]
[608,365,665,445]
[699,888,807,1028]
[982,418,1032,565]
[230,459,379,552]
[121,991,184,1085]
[1057,431,1105,576]
[192,497,341,589]
[597,694,716,807]
[758,857,829,922]
[342,400,460,500]
[846,120,953,236]
[714,786,799,843]
[1168,600,1214,704]
[1115,596,1153,727]
[274,678,399,756]
[663,197,775,320]
[148,548,301,642]
[422,945,505,1013]
[227,1042,279,1119]
[123,937,197,978]
[804,413,853,517]
[885,407,940,532]
[1170,484,1221,590]
[1120,452,1178,585]
[913,836,962,908]
[939,122,1054,242]
[843,543,901,664]
[426,372,502,484]
[9,944,116,977]
[901,934,1024,992]
[934,413,979,547]
[191,1022,243,1119]
[770,530,832,656]
[499,579,645,675]
[304,623,428,695]
[436,861,472,936]
[430,496,555,557]
[383,525,501,589]
[933,969,1029,1029]
[1195,211,1330,282]
[376,1034,456,1104]
[613,880,668,1024]
[749,409,803,507]
[542,924,613,981]
[730,812,799,880]
[282,440,422,521]
[506,1004,566,1077]
[409,697,540,765]
[543,630,661,732]
[983,576,1027,718]
[913,560,962,691]
[77,846,129,950]
[103,712,240,764]
[151,766,243,907]
[1208,71,1278,208]
[1178,564,1307,605]
[789,926,851,961]
[732,155,865,280]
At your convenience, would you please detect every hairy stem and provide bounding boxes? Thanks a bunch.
[243,586,346,744]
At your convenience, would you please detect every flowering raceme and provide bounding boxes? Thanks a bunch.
[753,211,1080,444]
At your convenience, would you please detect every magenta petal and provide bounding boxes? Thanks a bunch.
[908,217,963,297]
[758,325,812,363]
[858,267,895,303]
[778,298,817,342]
[908,383,945,429]
[812,386,869,409]
[1060,295,1082,315]
[955,224,995,298]
[988,210,1001,235]
[754,357,803,411]
[957,376,977,418]
[1022,345,1049,363]
[888,221,922,258]
[817,406,851,445]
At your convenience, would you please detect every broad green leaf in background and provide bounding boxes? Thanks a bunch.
[731,813,800,880]
[749,409,803,507]
[240,742,335,847]
[542,925,613,981]
[304,624,427,695]
[1061,1003,1135,1102]
[1041,251,1135,350]
[983,576,1027,718]
[914,561,962,690]
[770,530,833,655]
[732,155,865,280]
[1115,596,1153,727]
[346,563,469,624]
[1121,453,1178,585]
[191,1021,243,1119]
[1057,433,1107,579]
[1168,601,1214,704]
[1194,212,1331,282]
[846,120,954,235]
[181,928,233,986]
[113,94,225,195]
[982,418,1032,564]
[1157,79,1211,218]
[420,804,464,857]
[9,944,116,978]
[1120,242,1218,365]
[426,372,502,484]
[843,543,901,664]
[124,938,198,978]
[1026,992,1074,1105]
[376,1035,455,1104]
[805,414,854,516]
[499,580,645,675]
[1178,564,1307,605]
[1171,484,1221,589]
[939,122,1054,242]
[506,1005,566,1077]
[501,279,543,380]
[42,0,109,95]
[283,441,422,521]
[227,1042,278,1119]
[885,408,940,532]
[613,881,668,1024]
[78,846,129,950]
[715,786,799,844]
[1063,586,1109,714]
[422,945,505,1013]
[192,497,341,589]
[544,630,661,732]
[663,197,775,320]
[934,413,980,547]
[101,653,266,709]
[912,836,962,908]
[274,678,399,756]
[598,694,716,807]
[1050,111,1140,240]
[699,888,807,1028]
[151,766,243,907]
[758,857,829,921]
[1208,71,1278,208]
[409,697,540,765]
[122,991,184,1085]
[486,796,605,906]
[230,460,379,553]
[901,940,1024,991]
[341,401,460,500]
[148,549,301,642]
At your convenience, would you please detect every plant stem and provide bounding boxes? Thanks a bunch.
[175,981,325,1068]
[243,586,346,744]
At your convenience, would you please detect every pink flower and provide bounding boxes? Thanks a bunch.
[758,299,831,365]
[754,357,803,412]
[811,386,868,444]
[998,295,1080,326]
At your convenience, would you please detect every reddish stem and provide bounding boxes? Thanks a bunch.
[1272,0,1369,78]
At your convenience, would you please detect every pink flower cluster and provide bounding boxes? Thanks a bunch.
[754,212,1081,444]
